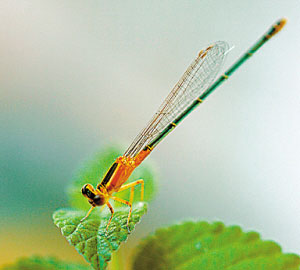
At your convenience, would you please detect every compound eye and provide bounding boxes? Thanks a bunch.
[82,184,94,199]
[81,184,88,195]
[86,189,92,197]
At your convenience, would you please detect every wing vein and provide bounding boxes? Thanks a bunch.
[124,41,229,157]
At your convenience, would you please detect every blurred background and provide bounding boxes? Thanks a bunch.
[1,0,299,267]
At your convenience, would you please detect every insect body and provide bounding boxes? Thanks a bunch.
[81,19,286,231]
[81,149,150,230]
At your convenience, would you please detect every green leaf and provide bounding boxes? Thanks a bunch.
[0,256,90,270]
[53,202,148,270]
[68,145,157,210]
[133,221,300,270]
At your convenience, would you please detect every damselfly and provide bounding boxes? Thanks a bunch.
[81,19,286,230]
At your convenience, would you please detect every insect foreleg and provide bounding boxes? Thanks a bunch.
[80,206,95,222]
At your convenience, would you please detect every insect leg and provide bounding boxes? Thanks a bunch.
[117,179,144,201]
[80,206,95,222]
[105,201,114,232]
[111,196,132,230]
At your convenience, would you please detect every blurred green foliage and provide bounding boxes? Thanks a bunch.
[1,256,90,270]
[133,221,300,270]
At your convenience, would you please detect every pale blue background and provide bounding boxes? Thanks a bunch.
[1,0,300,260]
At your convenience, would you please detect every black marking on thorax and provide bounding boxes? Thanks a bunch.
[100,162,118,187]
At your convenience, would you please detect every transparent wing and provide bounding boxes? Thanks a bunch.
[124,41,229,157]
